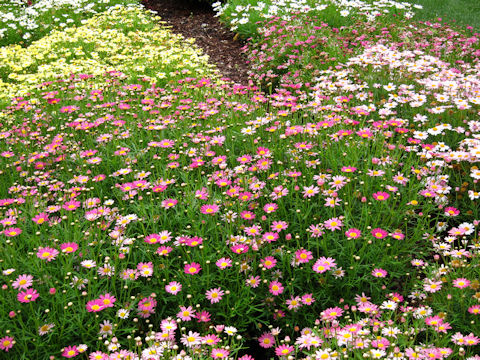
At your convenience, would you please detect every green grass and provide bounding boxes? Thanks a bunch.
[405,0,480,31]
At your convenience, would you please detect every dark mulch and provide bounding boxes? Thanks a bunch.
[142,0,251,85]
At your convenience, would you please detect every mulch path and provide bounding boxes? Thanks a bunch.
[142,0,251,85]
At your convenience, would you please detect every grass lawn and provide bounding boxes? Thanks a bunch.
[405,0,480,30]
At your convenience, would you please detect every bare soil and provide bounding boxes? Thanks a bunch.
[142,0,251,85]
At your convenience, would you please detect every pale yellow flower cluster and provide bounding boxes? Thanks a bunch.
[0,5,217,102]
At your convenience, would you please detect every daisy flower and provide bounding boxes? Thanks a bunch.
[165,281,182,295]
[312,257,336,273]
[423,279,442,293]
[12,274,33,290]
[32,213,49,225]
[99,320,113,336]
[177,306,195,321]
[468,305,480,315]
[258,332,275,349]
[210,349,230,359]
[60,242,78,254]
[452,278,470,289]
[345,228,361,239]
[269,280,284,296]
[302,293,315,305]
[275,344,294,357]
[286,296,302,311]
[0,336,14,352]
[322,306,343,320]
[195,310,211,322]
[17,288,39,303]
[99,293,116,308]
[372,191,390,201]
[263,203,278,213]
[215,257,232,269]
[36,247,59,262]
[200,204,220,215]
[38,323,55,336]
[184,262,202,275]
[260,256,277,269]
[206,288,225,304]
[324,217,343,231]
[271,220,288,232]
[4,227,22,237]
[62,345,78,358]
[161,198,178,209]
[86,299,105,312]
[371,228,388,239]
[372,268,388,278]
[295,249,313,264]
[117,309,130,319]
[203,334,221,346]
[246,275,261,288]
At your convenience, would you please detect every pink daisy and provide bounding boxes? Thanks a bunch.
[12,274,33,290]
[372,191,390,201]
[184,262,202,275]
[275,344,294,357]
[452,278,470,289]
[324,217,343,231]
[312,257,336,273]
[156,246,173,256]
[215,257,232,269]
[258,332,275,349]
[468,305,480,315]
[3,227,22,237]
[372,268,388,278]
[271,220,288,232]
[32,213,49,225]
[345,228,361,239]
[444,207,460,217]
[203,334,221,346]
[0,336,14,352]
[62,345,78,358]
[206,288,225,304]
[301,293,315,305]
[200,204,220,215]
[322,306,343,320]
[371,228,388,239]
[62,200,81,211]
[161,198,178,209]
[260,256,277,269]
[269,280,284,296]
[295,249,313,264]
[17,288,39,303]
[99,293,116,308]
[211,348,229,358]
[36,247,59,262]
[165,281,182,295]
[177,306,195,321]
[195,310,211,322]
[262,232,279,243]
[60,242,78,254]
[230,244,249,254]
[263,203,278,213]
[86,299,105,312]
[341,166,357,173]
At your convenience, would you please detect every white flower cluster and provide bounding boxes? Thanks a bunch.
[213,0,419,32]
[331,0,420,20]
[0,0,135,43]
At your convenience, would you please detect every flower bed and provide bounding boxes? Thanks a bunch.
[213,0,419,37]
[0,4,216,105]
[0,0,138,47]
[0,0,479,359]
